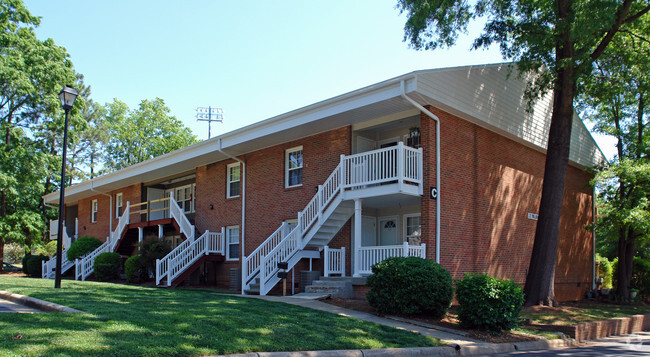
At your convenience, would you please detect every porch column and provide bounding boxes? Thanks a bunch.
[158,224,164,239]
[353,198,362,277]
[138,227,143,251]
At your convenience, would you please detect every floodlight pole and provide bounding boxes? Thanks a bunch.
[196,106,223,139]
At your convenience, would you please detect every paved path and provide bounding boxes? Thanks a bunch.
[227,294,480,346]
[0,297,41,313]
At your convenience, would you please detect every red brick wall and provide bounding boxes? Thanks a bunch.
[194,126,352,286]
[77,194,111,242]
[420,106,594,301]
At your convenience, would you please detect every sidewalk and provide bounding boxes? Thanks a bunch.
[0,297,41,313]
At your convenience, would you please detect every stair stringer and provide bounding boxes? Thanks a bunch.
[303,198,354,249]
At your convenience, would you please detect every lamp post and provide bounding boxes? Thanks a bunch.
[54,85,78,289]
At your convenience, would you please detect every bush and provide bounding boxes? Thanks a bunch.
[25,255,49,278]
[596,254,614,289]
[22,254,32,275]
[138,238,172,278]
[366,257,453,318]
[4,243,25,264]
[125,255,146,283]
[455,274,525,332]
[93,252,122,281]
[35,241,58,257]
[631,257,650,298]
[67,236,103,261]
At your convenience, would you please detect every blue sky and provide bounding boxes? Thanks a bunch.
[25,0,614,157]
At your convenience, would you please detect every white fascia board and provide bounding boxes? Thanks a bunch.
[45,74,419,204]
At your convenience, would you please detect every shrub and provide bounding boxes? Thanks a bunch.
[25,255,49,277]
[125,255,146,283]
[93,252,122,281]
[455,274,525,332]
[631,257,650,297]
[67,236,103,261]
[366,257,453,318]
[596,254,614,289]
[22,254,32,275]
[138,238,171,277]
[35,241,58,257]
[4,243,25,264]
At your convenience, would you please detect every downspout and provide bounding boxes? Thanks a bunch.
[592,186,597,291]
[218,138,246,294]
[400,79,441,264]
[90,181,113,233]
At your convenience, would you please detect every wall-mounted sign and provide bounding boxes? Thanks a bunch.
[430,187,438,200]
[528,213,539,220]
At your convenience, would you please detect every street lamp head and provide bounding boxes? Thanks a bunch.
[59,85,78,112]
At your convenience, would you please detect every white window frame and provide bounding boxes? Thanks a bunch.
[285,146,303,188]
[226,225,240,261]
[226,163,241,198]
[403,213,422,245]
[115,193,123,218]
[91,199,98,223]
[173,184,195,214]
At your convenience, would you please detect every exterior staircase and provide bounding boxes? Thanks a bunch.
[75,193,197,281]
[42,220,74,279]
[243,143,423,295]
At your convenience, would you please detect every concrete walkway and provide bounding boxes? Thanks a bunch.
[227,294,480,346]
[0,297,41,313]
[0,290,82,313]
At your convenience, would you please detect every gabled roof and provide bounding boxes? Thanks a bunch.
[45,63,605,204]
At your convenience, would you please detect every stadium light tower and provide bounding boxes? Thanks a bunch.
[196,107,224,139]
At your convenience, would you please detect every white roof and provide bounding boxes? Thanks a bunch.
[45,63,605,204]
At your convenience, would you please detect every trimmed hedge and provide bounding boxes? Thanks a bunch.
[24,255,48,277]
[67,236,103,261]
[455,274,524,332]
[22,254,32,275]
[93,252,122,281]
[366,257,453,318]
[125,255,146,283]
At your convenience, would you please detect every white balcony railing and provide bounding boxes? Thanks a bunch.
[357,242,426,276]
[324,246,345,277]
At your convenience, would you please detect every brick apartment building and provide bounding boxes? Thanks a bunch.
[43,63,604,301]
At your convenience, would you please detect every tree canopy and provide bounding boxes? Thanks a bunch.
[397,0,650,306]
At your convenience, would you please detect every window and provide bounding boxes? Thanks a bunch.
[404,214,421,245]
[227,163,241,198]
[115,193,123,218]
[173,184,195,213]
[226,226,240,261]
[285,146,303,188]
[91,199,98,223]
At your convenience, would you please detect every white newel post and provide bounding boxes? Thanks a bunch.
[158,224,164,239]
[341,247,346,277]
[397,141,404,192]
[418,147,424,195]
[353,198,362,277]
[324,246,330,277]
[138,227,144,251]
[403,241,409,257]
[317,185,323,223]
[340,154,346,194]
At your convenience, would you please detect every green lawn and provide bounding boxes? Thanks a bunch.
[0,277,440,356]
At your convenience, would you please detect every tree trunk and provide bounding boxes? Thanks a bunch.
[524,3,576,305]
[617,228,635,300]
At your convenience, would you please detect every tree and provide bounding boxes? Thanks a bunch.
[103,98,198,172]
[0,0,78,269]
[578,19,650,299]
[396,0,650,305]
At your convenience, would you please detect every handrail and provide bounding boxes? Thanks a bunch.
[169,192,195,241]
[75,239,111,280]
[156,236,193,285]
[167,229,224,286]
[130,197,171,221]
[110,202,130,251]
[245,143,424,294]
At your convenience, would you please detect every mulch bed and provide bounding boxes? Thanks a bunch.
[322,297,542,343]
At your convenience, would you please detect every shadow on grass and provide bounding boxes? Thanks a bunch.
[0,277,439,356]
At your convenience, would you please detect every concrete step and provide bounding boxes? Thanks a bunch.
[310,280,349,288]
[305,277,354,298]
[290,292,331,299]
[306,286,342,294]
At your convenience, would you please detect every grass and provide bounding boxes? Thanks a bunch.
[0,277,440,356]
[521,303,650,326]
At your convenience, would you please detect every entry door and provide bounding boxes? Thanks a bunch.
[147,188,167,220]
[378,217,399,246]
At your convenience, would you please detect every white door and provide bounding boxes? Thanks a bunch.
[147,188,166,220]
[357,136,376,153]
[378,217,399,246]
